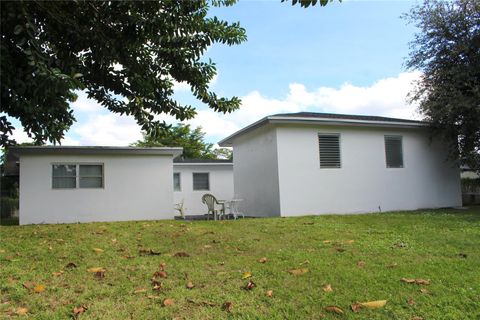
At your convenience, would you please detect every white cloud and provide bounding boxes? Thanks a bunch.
[71,91,103,113]
[72,114,142,146]
[184,71,422,142]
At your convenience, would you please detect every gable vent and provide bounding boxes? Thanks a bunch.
[385,135,404,168]
[318,134,341,168]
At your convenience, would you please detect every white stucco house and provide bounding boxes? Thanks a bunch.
[173,159,234,215]
[219,112,462,217]
[10,146,234,225]
[11,146,182,225]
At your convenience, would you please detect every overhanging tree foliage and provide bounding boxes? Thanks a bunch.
[0,0,246,147]
[132,123,232,160]
[404,0,480,172]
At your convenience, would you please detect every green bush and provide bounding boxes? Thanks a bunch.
[0,196,18,219]
[461,178,480,193]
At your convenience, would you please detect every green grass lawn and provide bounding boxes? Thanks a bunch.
[1,207,479,319]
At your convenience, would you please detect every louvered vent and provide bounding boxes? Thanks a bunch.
[318,134,341,168]
[385,136,403,168]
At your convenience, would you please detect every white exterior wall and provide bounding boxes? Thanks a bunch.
[19,154,174,225]
[232,126,281,217]
[173,164,234,215]
[275,125,462,216]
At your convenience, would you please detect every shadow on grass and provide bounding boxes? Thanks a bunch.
[0,217,19,226]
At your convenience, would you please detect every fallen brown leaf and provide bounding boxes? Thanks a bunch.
[322,284,333,292]
[174,252,190,257]
[94,271,105,279]
[325,306,344,314]
[420,288,429,294]
[22,281,36,290]
[153,271,168,279]
[407,298,415,305]
[15,307,29,316]
[223,301,233,313]
[163,298,174,307]
[351,303,362,313]
[87,267,105,273]
[152,280,162,291]
[288,268,309,275]
[242,271,252,279]
[33,284,46,293]
[147,295,161,299]
[401,278,430,285]
[139,249,161,256]
[360,300,387,309]
[52,271,64,277]
[159,262,166,271]
[66,262,77,269]
[266,290,273,297]
[244,280,256,290]
[186,282,194,289]
[73,305,87,316]
[134,288,146,294]
[401,278,416,284]
[258,257,268,263]
[357,260,366,267]
[93,248,104,253]
[322,240,331,244]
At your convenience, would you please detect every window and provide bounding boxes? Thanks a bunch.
[173,172,181,191]
[318,134,341,168]
[193,173,209,190]
[52,164,76,188]
[385,136,404,168]
[79,165,103,188]
[52,164,103,189]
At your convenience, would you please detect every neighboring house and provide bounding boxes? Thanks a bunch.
[11,146,182,225]
[173,159,233,215]
[219,112,462,217]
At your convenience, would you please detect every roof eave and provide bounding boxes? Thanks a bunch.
[218,116,426,146]
[10,146,184,157]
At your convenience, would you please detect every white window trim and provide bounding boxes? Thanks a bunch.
[192,172,210,191]
[51,163,104,189]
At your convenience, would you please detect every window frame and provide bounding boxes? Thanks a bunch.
[192,172,210,191]
[384,135,404,168]
[173,172,181,192]
[51,163,104,189]
[318,133,342,169]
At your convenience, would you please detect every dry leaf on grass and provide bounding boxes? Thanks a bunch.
[87,267,105,273]
[153,271,168,279]
[15,307,29,315]
[223,301,233,312]
[325,306,344,314]
[244,280,256,290]
[139,249,161,256]
[93,248,104,253]
[288,268,309,275]
[357,261,366,267]
[322,240,331,244]
[163,298,174,307]
[152,280,162,291]
[65,262,78,269]
[186,282,194,289]
[258,257,268,263]
[52,271,64,277]
[266,290,273,297]
[22,281,36,290]
[420,288,429,294]
[134,288,146,294]
[322,284,333,292]
[73,305,87,316]
[33,284,46,293]
[401,278,430,285]
[360,300,387,309]
[174,252,190,257]
[407,298,415,305]
[242,271,252,279]
[335,247,346,253]
[351,303,362,313]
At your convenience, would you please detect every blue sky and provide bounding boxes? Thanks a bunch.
[11,0,422,146]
